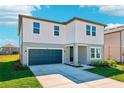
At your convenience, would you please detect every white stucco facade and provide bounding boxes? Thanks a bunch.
[121,30,124,62]
[121,30,124,48]
[19,15,105,66]
[22,18,66,44]
[22,18,104,45]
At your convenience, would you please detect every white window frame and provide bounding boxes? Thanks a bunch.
[90,47,102,60]
[54,25,59,36]
[33,22,40,34]
[96,48,101,59]
[90,48,95,59]
[92,26,96,36]
[86,24,91,36]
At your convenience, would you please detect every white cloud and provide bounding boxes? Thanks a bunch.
[99,5,124,16]
[80,5,124,16]
[0,38,17,45]
[0,5,42,26]
[0,21,17,25]
[79,5,93,8]
[105,23,124,30]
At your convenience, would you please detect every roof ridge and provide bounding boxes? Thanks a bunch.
[105,25,124,31]
[19,14,106,26]
[18,14,107,35]
[2,44,17,48]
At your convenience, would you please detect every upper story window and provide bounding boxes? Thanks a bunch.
[86,25,91,35]
[92,26,96,36]
[54,26,59,36]
[33,22,40,34]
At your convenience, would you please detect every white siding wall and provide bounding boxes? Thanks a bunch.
[65,21,76,44]
[75,20,104,45]
[22,42,66,65]
[20,17,105,65]
[22,17,104,45]
[121,30,124,63]
[121,30,124,47]
[22,18,66,44]
[19,25,23,64]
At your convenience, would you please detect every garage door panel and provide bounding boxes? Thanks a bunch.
[29,49,62,65]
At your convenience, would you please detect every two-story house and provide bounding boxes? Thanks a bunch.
[104,26,124,63]
[18,15,106,66]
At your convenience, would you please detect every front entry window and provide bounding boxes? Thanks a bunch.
[70,46,73,61]
[91,48,95,58]
[96,48,101,58]
[90,47,102,59]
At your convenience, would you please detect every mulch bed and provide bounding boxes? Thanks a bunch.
[12,60,28,71]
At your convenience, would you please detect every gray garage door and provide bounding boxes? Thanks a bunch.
[29,49,62,65]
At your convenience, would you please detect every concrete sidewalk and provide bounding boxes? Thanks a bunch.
[36,74,124,88]
[30,64,124,88]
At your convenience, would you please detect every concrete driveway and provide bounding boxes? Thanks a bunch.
[30,64,124,88]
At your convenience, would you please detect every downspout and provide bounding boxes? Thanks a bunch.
[120,31,122,64]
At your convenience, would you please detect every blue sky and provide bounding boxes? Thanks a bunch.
[0,5,124,47]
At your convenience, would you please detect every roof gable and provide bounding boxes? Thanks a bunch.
[18,15,106,35]
[1,44,17,48]
[104,26,124,35]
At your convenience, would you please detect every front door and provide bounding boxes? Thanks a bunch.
[70,46,73,62]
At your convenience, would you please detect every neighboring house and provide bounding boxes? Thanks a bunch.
[18,15,106,66]
[104,26,124,63]
[0,44,19,55]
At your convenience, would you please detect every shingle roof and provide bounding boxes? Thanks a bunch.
[104,26,124,35]
[18,15,107,35]
[1,44,17,48]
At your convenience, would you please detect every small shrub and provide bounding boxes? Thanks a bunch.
[91,60,105,67]
[12,59,28,71]
[90,59,118,67]
[23,64,28,68]
[104,59,118,67]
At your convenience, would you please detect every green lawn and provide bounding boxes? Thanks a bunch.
[0,54,42,88]
[86,66,124,82]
